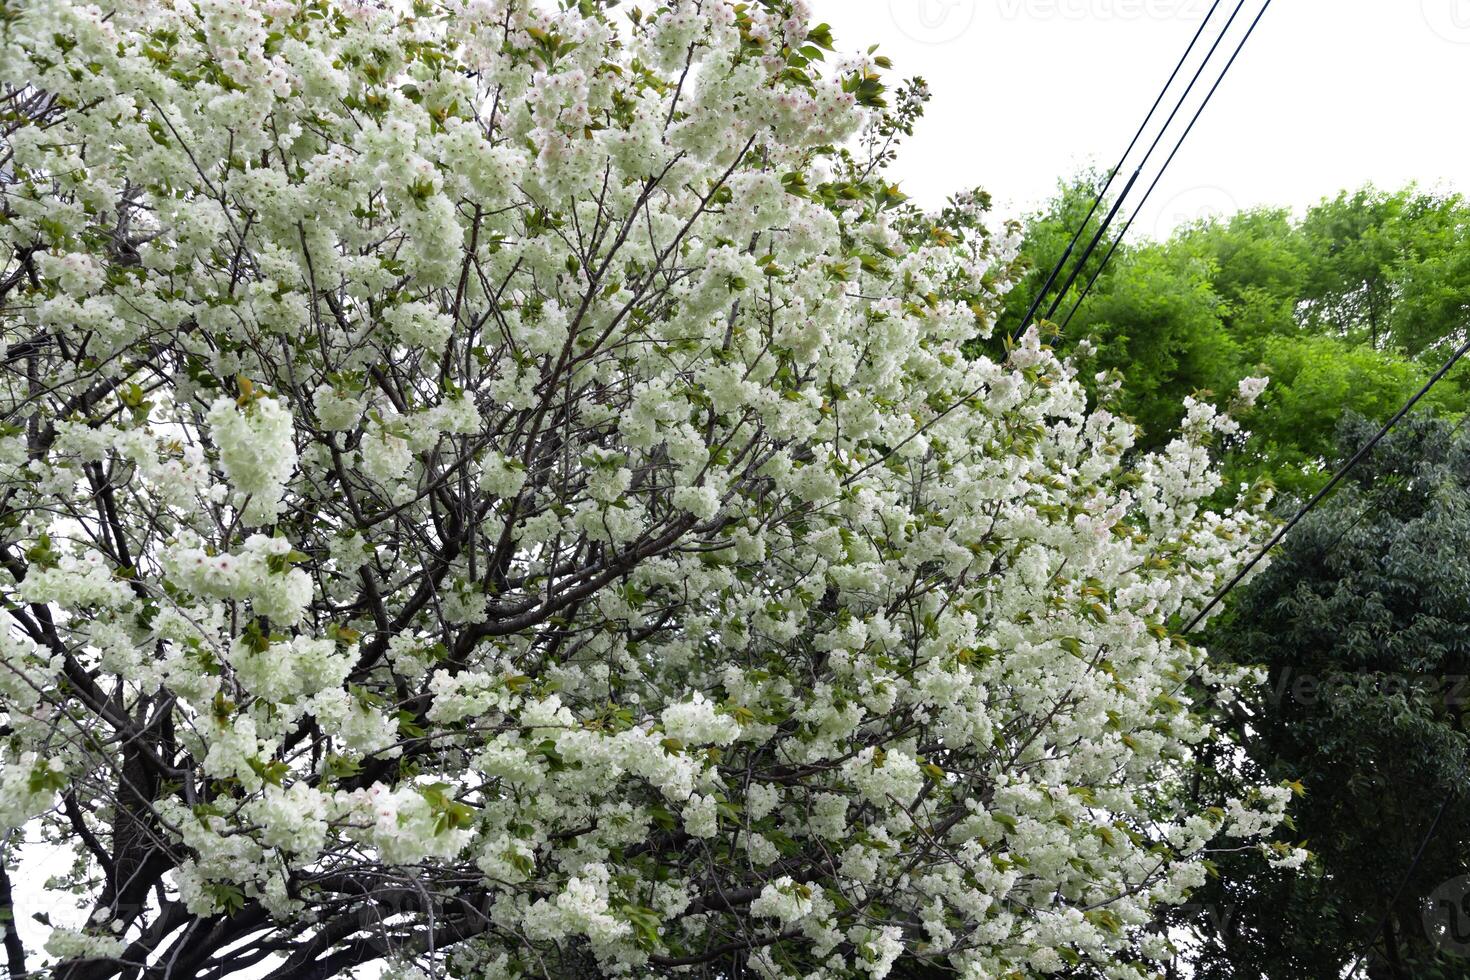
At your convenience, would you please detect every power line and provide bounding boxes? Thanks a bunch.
[1183,326,1470,634]
[1039,0,1257,325]
[1343,795,1453,978]
[1057,0,1274,335]
[1012,0,1229,335]
[846,0,1274,487]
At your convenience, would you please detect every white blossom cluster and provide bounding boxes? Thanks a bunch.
[0,0,1298,977]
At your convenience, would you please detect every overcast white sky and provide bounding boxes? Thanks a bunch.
[809,0,1470,238]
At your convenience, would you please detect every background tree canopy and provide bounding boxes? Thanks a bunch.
[997,180,1470,498]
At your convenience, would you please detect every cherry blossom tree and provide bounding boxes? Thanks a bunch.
[0,1,1299,977]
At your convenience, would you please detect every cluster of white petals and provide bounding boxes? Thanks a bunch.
[0,1,1294,977]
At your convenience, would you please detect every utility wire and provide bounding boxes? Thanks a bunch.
[1343,795,1453,978]
[1183,326,1470,634]
[1038,0,1256,324]
[1012,0,1228,335]
[845,0,1274,488]
[1058,0,1274,335]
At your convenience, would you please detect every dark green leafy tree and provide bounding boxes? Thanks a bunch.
[1182,415,1470,980]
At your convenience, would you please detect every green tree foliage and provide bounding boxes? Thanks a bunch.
[999,181,1470,496]
[1186,416,1470,980]
[1299,189,1470,356]
[1177,206,1307,346]
[1235,334,1463,497]
[1059,243,1240,449]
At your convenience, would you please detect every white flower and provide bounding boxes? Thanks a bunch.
[751,877,816,925]
[0,0,1290,973]
[383,301,453,350]
[313,384,364,432]
[207,394,297,526]
[671,484,721,521]
[0,753,63,829]
[661,693,741,746]
[683,792,719,839]
[44,928,126,962]
[1236,375,1270,407]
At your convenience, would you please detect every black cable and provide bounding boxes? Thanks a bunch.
[1184,326,1470,634]
[1012,0,1227,335]
[1058,0,1274,335]
[1038,0,1255,325]
[1343,795,1452,978]
[847,0,1273,483]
